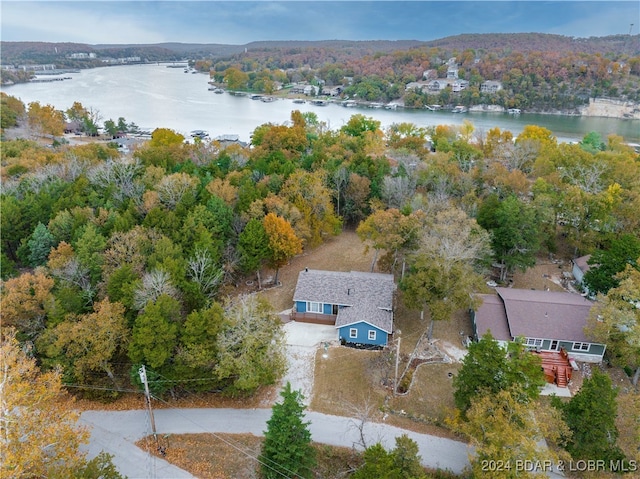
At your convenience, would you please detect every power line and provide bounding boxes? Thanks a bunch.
[150,393,311,479]
[70,378,299,479]
[146,366,321,479]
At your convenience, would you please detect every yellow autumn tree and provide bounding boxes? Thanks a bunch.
[206,177,238,206]
[42,299,130,388]
[0,329,89,477]
[448,387,570,479]
[27,101,65,137]
[0,269,54,339]
[280,169,341,247]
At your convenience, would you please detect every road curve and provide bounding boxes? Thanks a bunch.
[80,408,471,478]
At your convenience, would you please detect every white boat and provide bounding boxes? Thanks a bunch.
[261,96,275,102]
[342,100,357,107]
[452,105,468,113]
[292,99,306,104]
[508,108,522,114]
[426,104,442,111]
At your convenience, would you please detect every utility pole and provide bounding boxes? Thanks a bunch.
[394,331,401,396]
[138,365,158,445]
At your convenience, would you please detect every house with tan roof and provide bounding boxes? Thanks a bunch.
[292,269,396,347]
[472,287,606,364]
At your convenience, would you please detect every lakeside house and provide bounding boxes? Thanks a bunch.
[292,269,396,347]
[472,287,605,360]
[471,287,606,388]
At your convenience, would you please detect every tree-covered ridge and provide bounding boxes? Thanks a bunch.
[209,43,640,109]
[3,33,640,109]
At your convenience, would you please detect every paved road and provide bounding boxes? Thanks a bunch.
[80,408,471,478]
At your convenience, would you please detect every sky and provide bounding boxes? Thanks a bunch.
[1,1,638,45]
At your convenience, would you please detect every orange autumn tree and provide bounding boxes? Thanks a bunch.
[262,213,302,284]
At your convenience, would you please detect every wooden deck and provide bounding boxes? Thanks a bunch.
[533,349,573,388]
[290,311,337,325]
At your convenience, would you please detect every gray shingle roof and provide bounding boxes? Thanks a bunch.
[293,269,396,333]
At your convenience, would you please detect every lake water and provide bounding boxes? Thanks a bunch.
[3,63,639,144]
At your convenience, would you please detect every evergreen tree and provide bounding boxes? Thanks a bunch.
[73,223,107,285]
[557,369,626,466]
[352,443,396,479]
[353,435,426,479]
[391,434,426,479]
[477,195,541,281]
[27,222,56,266]
[238,218,270,287]
[128,294,180,371]
[583,234,640,296]
[259,382,316,479]
[453,332,545,413]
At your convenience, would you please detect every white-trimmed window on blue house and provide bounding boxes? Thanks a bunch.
[368,330,376,341]
[349,328,358,339]
[525,338,543,348]
[573,342,590,352]
[307,302,322,313]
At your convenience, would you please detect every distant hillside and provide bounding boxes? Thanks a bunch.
[426,33,639,55]
[4,33,637,66]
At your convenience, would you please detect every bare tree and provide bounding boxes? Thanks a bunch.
[494,138,539,173]
[187,249,224,302]
[50,256,93,297]
[133,268,179,310]
[559,162,608,194]
[342,396,382,450]
[382,175,415,209]
[87,157,144,205]
[155,172,199,209]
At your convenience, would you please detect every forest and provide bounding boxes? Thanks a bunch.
[2,90,639,395]
[2,89,640,476]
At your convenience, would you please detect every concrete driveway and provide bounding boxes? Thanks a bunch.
[281,320,337,404]
[283,320,337,346]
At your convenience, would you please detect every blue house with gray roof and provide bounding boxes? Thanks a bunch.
[292,269,396,347]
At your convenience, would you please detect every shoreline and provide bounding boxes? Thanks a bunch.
[4,63,639,121]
